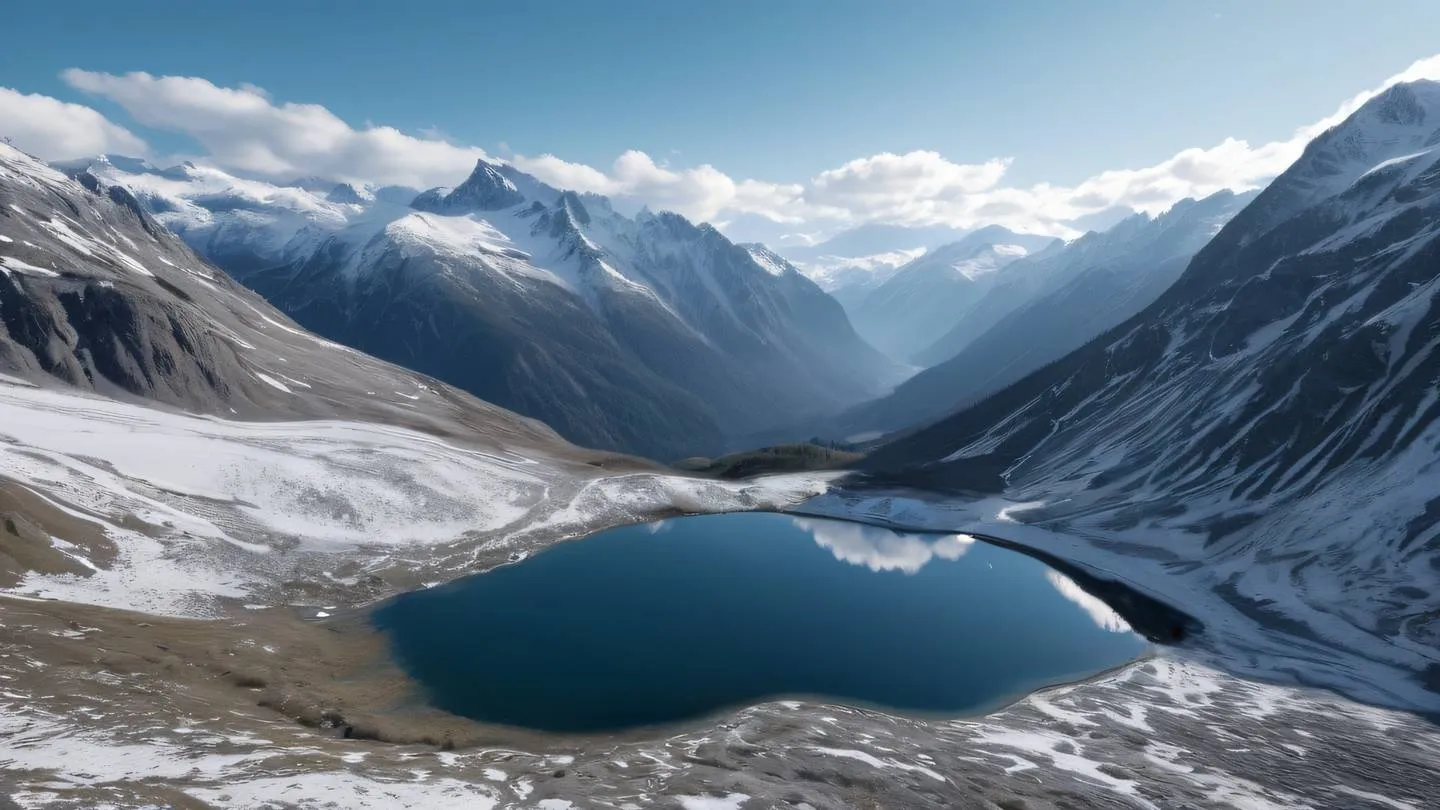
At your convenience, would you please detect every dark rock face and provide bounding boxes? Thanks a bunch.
[325,183,370,205]
[240,235,726,460]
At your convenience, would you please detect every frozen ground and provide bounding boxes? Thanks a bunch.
[0,379,829,618]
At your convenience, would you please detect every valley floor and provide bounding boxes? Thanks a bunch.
[0,379,1435,809]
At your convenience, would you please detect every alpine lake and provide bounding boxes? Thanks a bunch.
[373,512,1153,734]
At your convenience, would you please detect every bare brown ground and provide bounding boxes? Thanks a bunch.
[0,481,117,588]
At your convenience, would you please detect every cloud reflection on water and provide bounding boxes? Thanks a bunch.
[1045,570,1133,633]
[791,518,975,574]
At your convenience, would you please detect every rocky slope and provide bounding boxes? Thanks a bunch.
[0,145,568,448]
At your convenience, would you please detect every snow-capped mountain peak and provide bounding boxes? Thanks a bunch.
[413,158,525,213]
[1244,79,1440,239]
[861,82,1440,716]
[555,190,593,226]
[62,149,899,457]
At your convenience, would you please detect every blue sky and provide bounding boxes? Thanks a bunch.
[4,0,1440,243]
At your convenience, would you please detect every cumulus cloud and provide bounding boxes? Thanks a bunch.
[511,149,805,223]
[42,54,1440,236]
[0,87,148,160]
[809,152,1010,212]
[771,52,1440,236]
[538,50,1438,236]
[62,69,486,189]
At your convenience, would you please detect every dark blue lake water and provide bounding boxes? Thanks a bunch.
[374,512,1148,733]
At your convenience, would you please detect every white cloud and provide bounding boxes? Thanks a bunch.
[772,52,1440,237]
[0,87,148,161]
[511,149,805,223]
[62,69,486,189]
[37,54,1440,238]
[809,152,1010,213]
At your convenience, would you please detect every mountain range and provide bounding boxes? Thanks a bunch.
[0,143,583,451]
[57,154,900,459]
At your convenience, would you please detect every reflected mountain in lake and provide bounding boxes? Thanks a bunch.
[374,513,1153,733]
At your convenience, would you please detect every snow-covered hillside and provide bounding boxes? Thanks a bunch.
[850,81,1440,715]
[63,154,900,459]
[0,378,826,617]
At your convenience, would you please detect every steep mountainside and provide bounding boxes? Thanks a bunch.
[0,144,566,448]
[64,156,898,459]
[848,81,1440,711]
[847,225,1059,362]
[839,190,1254,436]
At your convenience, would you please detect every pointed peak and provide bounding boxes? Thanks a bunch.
[432,158,525,212]
[464,158,515,187]
[556,190,591,226]
[409,187,451,213]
